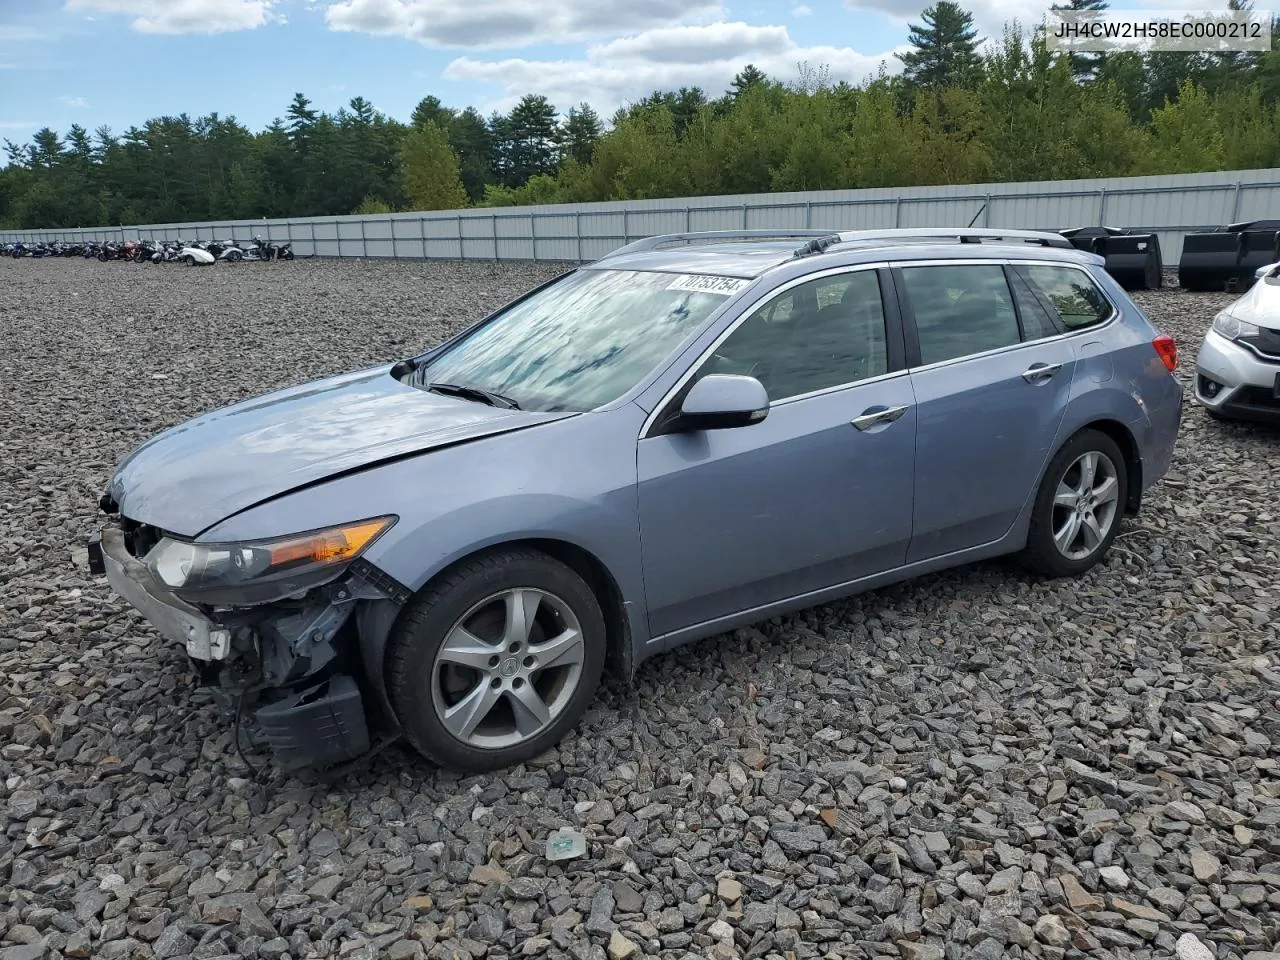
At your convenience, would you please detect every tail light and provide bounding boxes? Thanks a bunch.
[1152,335,1178,372]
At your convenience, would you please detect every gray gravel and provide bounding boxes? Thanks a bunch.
[1,257,1278,960]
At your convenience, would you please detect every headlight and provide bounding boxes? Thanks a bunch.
[1212,311,1259,341]
[145,516,395,605]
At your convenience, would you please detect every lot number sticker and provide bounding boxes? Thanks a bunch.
[666,274,751,295]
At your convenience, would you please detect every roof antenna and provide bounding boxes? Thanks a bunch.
[967,203,986,228]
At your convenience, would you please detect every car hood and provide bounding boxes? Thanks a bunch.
[1229,274,1280,329]
[107,364,569,538]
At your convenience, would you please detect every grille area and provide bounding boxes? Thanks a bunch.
[1240,325,1280,362]
[120,516,164,559]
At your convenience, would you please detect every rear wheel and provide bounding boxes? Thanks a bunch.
[184,255,195,266]
[1020,429,1127,578]
[386,547,606,773]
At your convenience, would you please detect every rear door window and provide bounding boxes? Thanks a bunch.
[898,264,1021,365]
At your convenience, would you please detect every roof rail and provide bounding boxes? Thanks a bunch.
[830,227,1075,249]
[600,229,837,260]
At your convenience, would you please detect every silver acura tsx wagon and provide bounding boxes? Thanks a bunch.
[88,228,1183,773]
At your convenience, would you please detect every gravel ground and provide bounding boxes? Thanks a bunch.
[1,256,1277,960]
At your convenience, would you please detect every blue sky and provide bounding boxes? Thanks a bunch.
[0,0,1214,145]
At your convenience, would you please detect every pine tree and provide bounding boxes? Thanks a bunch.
[897,2,984,91]
[561,104,602,165]
[1049,0,1109,82]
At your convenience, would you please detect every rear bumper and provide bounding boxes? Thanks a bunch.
[1195,330,1280,421]
[90,524,374,770]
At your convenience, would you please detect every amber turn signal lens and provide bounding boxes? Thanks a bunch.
[268,517,394,567]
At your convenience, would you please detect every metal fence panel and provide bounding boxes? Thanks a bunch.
[4,168,1279,264]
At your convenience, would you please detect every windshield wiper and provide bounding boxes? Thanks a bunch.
[424,381,521,409]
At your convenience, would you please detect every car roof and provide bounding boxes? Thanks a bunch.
[584,231,1105,280]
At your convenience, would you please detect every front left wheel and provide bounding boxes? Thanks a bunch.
[386,547,607,773]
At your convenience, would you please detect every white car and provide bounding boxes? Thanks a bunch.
[1194,261,1280,422]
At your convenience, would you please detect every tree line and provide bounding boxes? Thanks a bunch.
[3,0,1279,229]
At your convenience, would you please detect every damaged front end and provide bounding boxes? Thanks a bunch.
[87,510,409,772]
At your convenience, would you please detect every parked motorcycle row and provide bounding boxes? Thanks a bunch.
[1,236,294,265]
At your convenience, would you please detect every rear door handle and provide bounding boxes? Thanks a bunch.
[851,404,909,431]
[1022,362,1063,384]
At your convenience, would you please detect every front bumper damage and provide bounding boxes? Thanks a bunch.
[88,521,407,772]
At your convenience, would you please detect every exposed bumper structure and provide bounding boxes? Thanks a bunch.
[1195,329,1280,422]
[98,526,231,660]
[89,521,384,771]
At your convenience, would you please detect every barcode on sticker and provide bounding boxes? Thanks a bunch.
[666,274,750,295]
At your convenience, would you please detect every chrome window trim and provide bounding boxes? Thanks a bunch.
[891,257,1120,376]
[639,262,892,439]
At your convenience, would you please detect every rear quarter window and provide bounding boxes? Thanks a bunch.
[1017,264,1114,330]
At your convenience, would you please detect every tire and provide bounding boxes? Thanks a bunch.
[282,250,293,261]
[184,255,195,266]
[386,547,607,773]
[229,250,242,262]
[1020,429,1128,578]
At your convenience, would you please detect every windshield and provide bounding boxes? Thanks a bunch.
[412,268,742,412]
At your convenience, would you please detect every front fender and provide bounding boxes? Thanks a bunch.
[198,403,651,650]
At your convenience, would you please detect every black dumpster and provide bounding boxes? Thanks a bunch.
[1178,219,1280,292]
[1058,226,1163,291]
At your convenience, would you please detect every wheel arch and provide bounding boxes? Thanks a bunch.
[363,537,634,724]
[1075,417,1143,515]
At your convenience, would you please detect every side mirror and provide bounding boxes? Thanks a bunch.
[676,374,769,431]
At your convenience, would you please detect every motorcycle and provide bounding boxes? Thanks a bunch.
[178,240,216,266]
[259,237,294,261]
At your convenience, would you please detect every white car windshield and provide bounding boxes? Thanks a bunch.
[414,268,742,412]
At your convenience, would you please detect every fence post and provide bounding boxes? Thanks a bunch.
[390,216,398,259]
[420,215,428,260]
[310,220,316,257]
[894,197,902,228]
[1230,181,1243,222]
[335,219,342,258]
[456,215,463,260]
[359,217,367,258]
[622,209,630,245]
[983,195,992,227]
[685,207,692,231]
[492,214,499,261]
[804,201,812,228]
[576,211,583,262]
[741,204,748,229]
[1097,189,1107,226]
[530,212,537,261]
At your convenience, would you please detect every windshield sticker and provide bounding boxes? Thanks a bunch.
[666,274,751,295]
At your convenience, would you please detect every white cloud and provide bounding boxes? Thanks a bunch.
[62,0,279,34]
[444,21,903,117]
[58,95,90,108]
[792,5,811,16]
[322,0,726,49]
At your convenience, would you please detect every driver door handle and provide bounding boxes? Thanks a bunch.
[851,404,909,431]
[1022,362,1063,384]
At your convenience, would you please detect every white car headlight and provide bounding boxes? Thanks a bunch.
[145,516,396,604]
[1212,311,1260,341]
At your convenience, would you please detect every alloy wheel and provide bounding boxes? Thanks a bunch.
[431,587,586,750]
[1051,450,1120,561]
